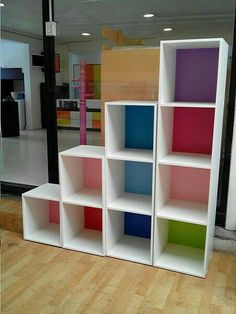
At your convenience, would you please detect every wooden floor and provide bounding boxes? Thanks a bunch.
[1,230,236,314]
[0,196,23,233]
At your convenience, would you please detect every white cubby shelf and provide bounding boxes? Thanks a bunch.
[59,145,104,208]
[62,203,103,256]
[106,159,154,216]
[105,100,157,163]
[59,145,105,256]
[22,183,61,247]
[155,38,228,277]
[154,218,206,277]
[106,209,152,265]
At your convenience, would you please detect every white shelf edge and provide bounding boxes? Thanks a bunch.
[160,102,215,108]
[156,199,208,226]
[64,245,103,256]
[62,189,103,209]
[107,149,153,163]
[155,262,205,278]
[23,183,60,201]
[158,152,211,169]
[107,193,152,216]
[106,100,158,106]
[63,198,103,208]
[107,206,152,216]
[59,145,105,159]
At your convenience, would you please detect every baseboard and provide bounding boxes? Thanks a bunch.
[1,181,37,195]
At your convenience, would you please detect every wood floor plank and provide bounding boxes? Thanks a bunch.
[1,230,236,313]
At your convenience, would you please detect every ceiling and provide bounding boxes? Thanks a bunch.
[1,0,235,43]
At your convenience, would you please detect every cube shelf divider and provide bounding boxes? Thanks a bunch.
[106,210,152,265]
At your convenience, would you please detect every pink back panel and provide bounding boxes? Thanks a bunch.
[171,166,210,203]
[83,158,102,189]
[172,108,215,154]
[49,201,60,224]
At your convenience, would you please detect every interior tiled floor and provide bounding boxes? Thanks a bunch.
[1,129,101,186]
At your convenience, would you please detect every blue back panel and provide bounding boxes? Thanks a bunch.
[125,161,152,196]
[125,106,154,150]
[124,213,151,239]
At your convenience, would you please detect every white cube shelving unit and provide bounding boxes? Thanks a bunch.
[22,38,228,278]
[105,100,157,265]
[59,145,105,256]
[22,183,61,247]
[154,38,228,277]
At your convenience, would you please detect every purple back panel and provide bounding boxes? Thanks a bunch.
[175,48,219,102]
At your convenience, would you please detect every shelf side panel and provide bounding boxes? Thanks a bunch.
[204,41,229,271]
[172,107,215,154]
[106,210,124,252]
[63,204,84,245]
[23,198,49,238]
[49,200,60,224]
[60,156,83,199]
[124,213,151,239]
[106,105,124,155]
[125,105,154,150]
[171,166,210,204]
[125,161,152,196]
[168,220,206,249]
[84,206,102,231]
[83,158,102,189]
[175,48,219,102]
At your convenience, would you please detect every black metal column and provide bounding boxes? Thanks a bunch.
[42,0,59,183]
[217,5,236,226]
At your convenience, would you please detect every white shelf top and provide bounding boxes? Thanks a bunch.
[157,199,208,225]
[158,152,211,169]
[155,243,205,277]
[64,229,103,256]
[108,235,151,265]
[107,149,153,163]
[108,193,152,216]
[60,145,105,159]
[23,183,60,201]
[63,188,102,208]
[106,100,157,106]
[160,102,215,108]
[161,38,223,49]
[24,223,60,247]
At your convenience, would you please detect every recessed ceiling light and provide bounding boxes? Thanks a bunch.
[0,3,5,7]
[143,13,154,18]
[163,27,173,32]
[82,32,91,36]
